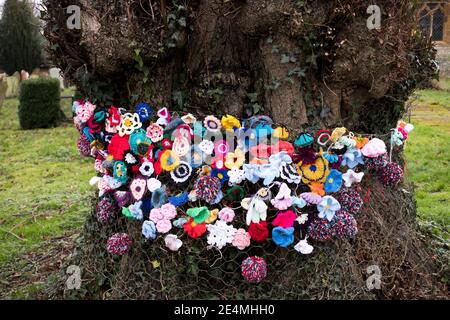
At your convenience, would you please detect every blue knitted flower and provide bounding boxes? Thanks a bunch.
[324,169,343,193]
[169,192,189,207]
[272,227,295,248]
[142,220,157,239]
[342,148,364,169]
[135,102,152,122]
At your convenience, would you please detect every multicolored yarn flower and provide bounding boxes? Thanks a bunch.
[96,197,116,223]
[363,153,388,171]
[183,218,207,238]
[307,210,358,242]
[297,155,329,184]
[204,115,221,132]
[241,256,267,283]
[135,102,152,122]
[106,233,132,255]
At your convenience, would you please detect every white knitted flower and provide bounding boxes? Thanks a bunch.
[228,167,245,185]
[198,140,214,155]
[117,113,142,136]
[206,220,237,250]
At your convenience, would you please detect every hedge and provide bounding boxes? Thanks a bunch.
[19,77,63,129]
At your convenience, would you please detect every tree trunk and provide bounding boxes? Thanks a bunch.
[42,0,447,299]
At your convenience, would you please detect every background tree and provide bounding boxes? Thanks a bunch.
[42,0,448,299]
[0,0,43,75]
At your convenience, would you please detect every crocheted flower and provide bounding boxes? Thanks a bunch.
[206,220,237,250]
[391,129,404,146]
[147,178,162,192]
[241,256,267,283]
[205,209,219,224]
[161,203,177,220]
[378,162,403,187]
[198,140,214,155]
[295,147,316,165]
[113,161,128,184]
[77,135,91,157]
[106,233,132,255]
[342,148,364,169]
[338,136,357,149]
[146,123,164,143]
[96,197,116,223]
[307,210,358,242]
[248,221,269,243]
[244,197,268,225]
[214,140,229,157]
[108,134,130,160]
[273,210,297,228]
[232,228,251,250]
[218,207,235,222]
[139,161,154,177]
[342,169,364,188]
[317,196,341,221]
[279,163,301,184]
[189,145,204,168]
[296,213,309,225]
[294,238,314,254]
[292,196,307,209]
[221,115,241,130]
[168,192,189,207]
[117,113,142,136]
[156,219,172,233]
[159,149,180,171]
[273,127,289,140]
[331,127,346,142]
[130,177,147,201]
[363,153,388,171]
[294,132,314,147]
[122,201,143,220]
[354,136,369,149]
[194,176,221,203]
[228,167,245,184]
[224,148,245,169]
[301,192,322,205]
[211,168,229,184]
[151,187,167,208]
[187,207,210,224]
[142,220,157,240]
[272,227,295,248]
[123,151,139,167]
[164,234,183,251]
[172,136,190,157]
[323,152,339,164]
[114,190,131,208]
[361,138,386,158]
[173,217,188,228]
[170,161,192,184]
[76,101,96,123]
[271,183,292,210]
[129,130,152,156]
[181,113,197,124]
[297,155,329,184]
[324,169,343,193]
[183,218,207,238]
[135,102,152,122]
[204,115,221,132]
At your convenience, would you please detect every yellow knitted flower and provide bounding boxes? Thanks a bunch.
[273,127,289,140]
[221,115,241,130]
[296,155,329,184]
[205,209,218,224]
[224,148,245,169]
[331,127,346,142]
[159,150,180,171]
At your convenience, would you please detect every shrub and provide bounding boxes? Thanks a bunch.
[19,77,63,129]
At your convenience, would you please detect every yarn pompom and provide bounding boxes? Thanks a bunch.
[336,188,363,216]
[194,176,221,203]
[77,135,91,157]
[241,256,267,283]
[96,197,117,223]
[378,161,404,187]
[106,233,132,255]
[307,210,358,242]
[363,153,388,171]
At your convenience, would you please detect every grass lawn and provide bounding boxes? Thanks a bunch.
[0,91,93,297]
[405,83,450,240]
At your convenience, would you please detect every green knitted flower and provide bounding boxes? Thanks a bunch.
[187,207,210,224]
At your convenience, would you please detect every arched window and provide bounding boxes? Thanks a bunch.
[419,2,446,41]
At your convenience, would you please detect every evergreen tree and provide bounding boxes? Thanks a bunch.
[0,0,42,75]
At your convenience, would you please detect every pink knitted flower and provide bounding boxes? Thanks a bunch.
[156,219,172,233]
[232,228,251,250]
[272,210,297,228]
[161,203,177,220]
[218,207,235,222]
[149,208,164,223]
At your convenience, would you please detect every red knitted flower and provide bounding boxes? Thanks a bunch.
[108,134,130,160]
[183,218,207,238]
[248,221,269,243]
[272,210,297,228]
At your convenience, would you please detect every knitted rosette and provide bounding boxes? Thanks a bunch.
[241,256,267,283]
[106,233,132,255]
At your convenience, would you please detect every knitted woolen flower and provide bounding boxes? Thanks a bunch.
[378,161,404,187]
[170,161,192,184]
[206,220,237,250]
[96,197,116,223]
[248,221,269,242]
[232,228,251,250]
[218,207,235,222]
[187,207,210,224]
[272,210,297,228]
[241,256,267,283]
[142,220,157,240]
[194,176,221,203]
[106,233,132,255]
[272,227,295,248]
[336,188,363,216]
[168,192,189,207]
[183,218,207,238]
